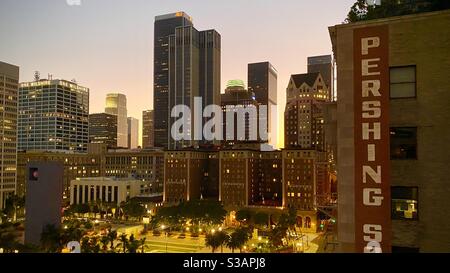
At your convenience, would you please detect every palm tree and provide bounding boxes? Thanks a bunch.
[215,231,230,253]
[228,228,250,253]
[205,233,221,253]
[139,238,147,253]
[100,235,109,253]
[107,229,118,250]
[118,234,129,253]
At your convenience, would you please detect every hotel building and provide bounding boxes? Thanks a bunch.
[329,10,450,252]
[18,79,89,152]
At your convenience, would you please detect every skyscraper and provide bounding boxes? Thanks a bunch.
[142,110,154,148]
[105,93,127,148]
[89,113,118,148]
[307,55,334,99]
[221,80,259,146]
[127,117,139,149]
[18,79,89,152]
[0,61,19,209]
[153,12,193,149]
[284,72,329,150]
[248,62,277,146]
[154,12,221,150]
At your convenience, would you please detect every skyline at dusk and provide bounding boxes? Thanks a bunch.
[0,0,355,147]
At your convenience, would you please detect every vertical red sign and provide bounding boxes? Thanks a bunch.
[354,25,391,253]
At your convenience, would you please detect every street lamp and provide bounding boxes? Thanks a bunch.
[161,225,168,253]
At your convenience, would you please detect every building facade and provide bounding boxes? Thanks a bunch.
[70,177,147,207]
[105,93,128,149]
[285,73,330,150]
[17,148,165,203]
[89,113,118,148]
[307,55,334,99]
[142,110,154,148]
[329,10,450,252]
[127,117,139,149]
[248,62,278,146]
[18,79,89,152]
[0,61,19,209]
[153,12,193,149]
[221,80,259,146]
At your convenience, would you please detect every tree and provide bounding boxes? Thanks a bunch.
[107,229,118,250]
[121,198,147,221]
[215,231,230,253]
[118,234,129,253]
[3,195,25,221]
[205,233,222,253]
[40,224,62,253]
[346,0,450,23]
[254,212,269,228]
[269,226,288,248]
[227,228,250,253]
[235,210,252,223]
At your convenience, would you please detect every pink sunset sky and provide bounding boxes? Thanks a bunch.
[0,0,356,147]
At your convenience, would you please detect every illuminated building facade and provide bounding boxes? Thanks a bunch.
[329,10,450,252]
[89,113,118,148]
[0,61,19,209]
[18,79,89,152]
[105,93,128,149]
[142,110,154,148]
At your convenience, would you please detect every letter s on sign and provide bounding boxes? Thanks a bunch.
[363,224,382,243]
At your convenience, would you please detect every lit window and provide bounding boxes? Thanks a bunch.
[392,187,418,220]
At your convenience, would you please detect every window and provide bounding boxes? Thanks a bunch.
[390,66,416,98]
[391,187,418,220]
[390,127,417,160]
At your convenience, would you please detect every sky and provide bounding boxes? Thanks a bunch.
[0,0,355,148]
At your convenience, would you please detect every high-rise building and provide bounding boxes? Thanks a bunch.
[248,62,277,146]
[154,12,221,150]
[127,117,139,149]
[284,72,330,150]
[153,12,193,149]
[18,79,89,152]
[328,10,450,253]
[307,55,334,99]
[142,110,154,148]
[89,113,117,148]
[105,93,127,148]
[221,80,259,146]
[0,61,19,209]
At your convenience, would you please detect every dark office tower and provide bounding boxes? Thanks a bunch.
[142,110,154,148]
[153,12,193,149]
[199,30,221,145]
[307,55,334,99]
[248,62,277,146]
[168,25,200,150]
[89,113,118,148]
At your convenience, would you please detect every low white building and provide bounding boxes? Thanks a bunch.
[70,177,147,206]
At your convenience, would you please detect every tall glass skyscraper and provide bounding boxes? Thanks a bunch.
[153,12,193,149]
[105,93,128,149]
[154,12,221,150]
[18,79,89,152]
[248,62,278,146]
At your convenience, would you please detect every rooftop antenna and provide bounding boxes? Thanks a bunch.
[34,71,40,81]
[71,78,77,84]
[48,73,53,80]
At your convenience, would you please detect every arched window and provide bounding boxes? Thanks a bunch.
[305,217,312,229]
